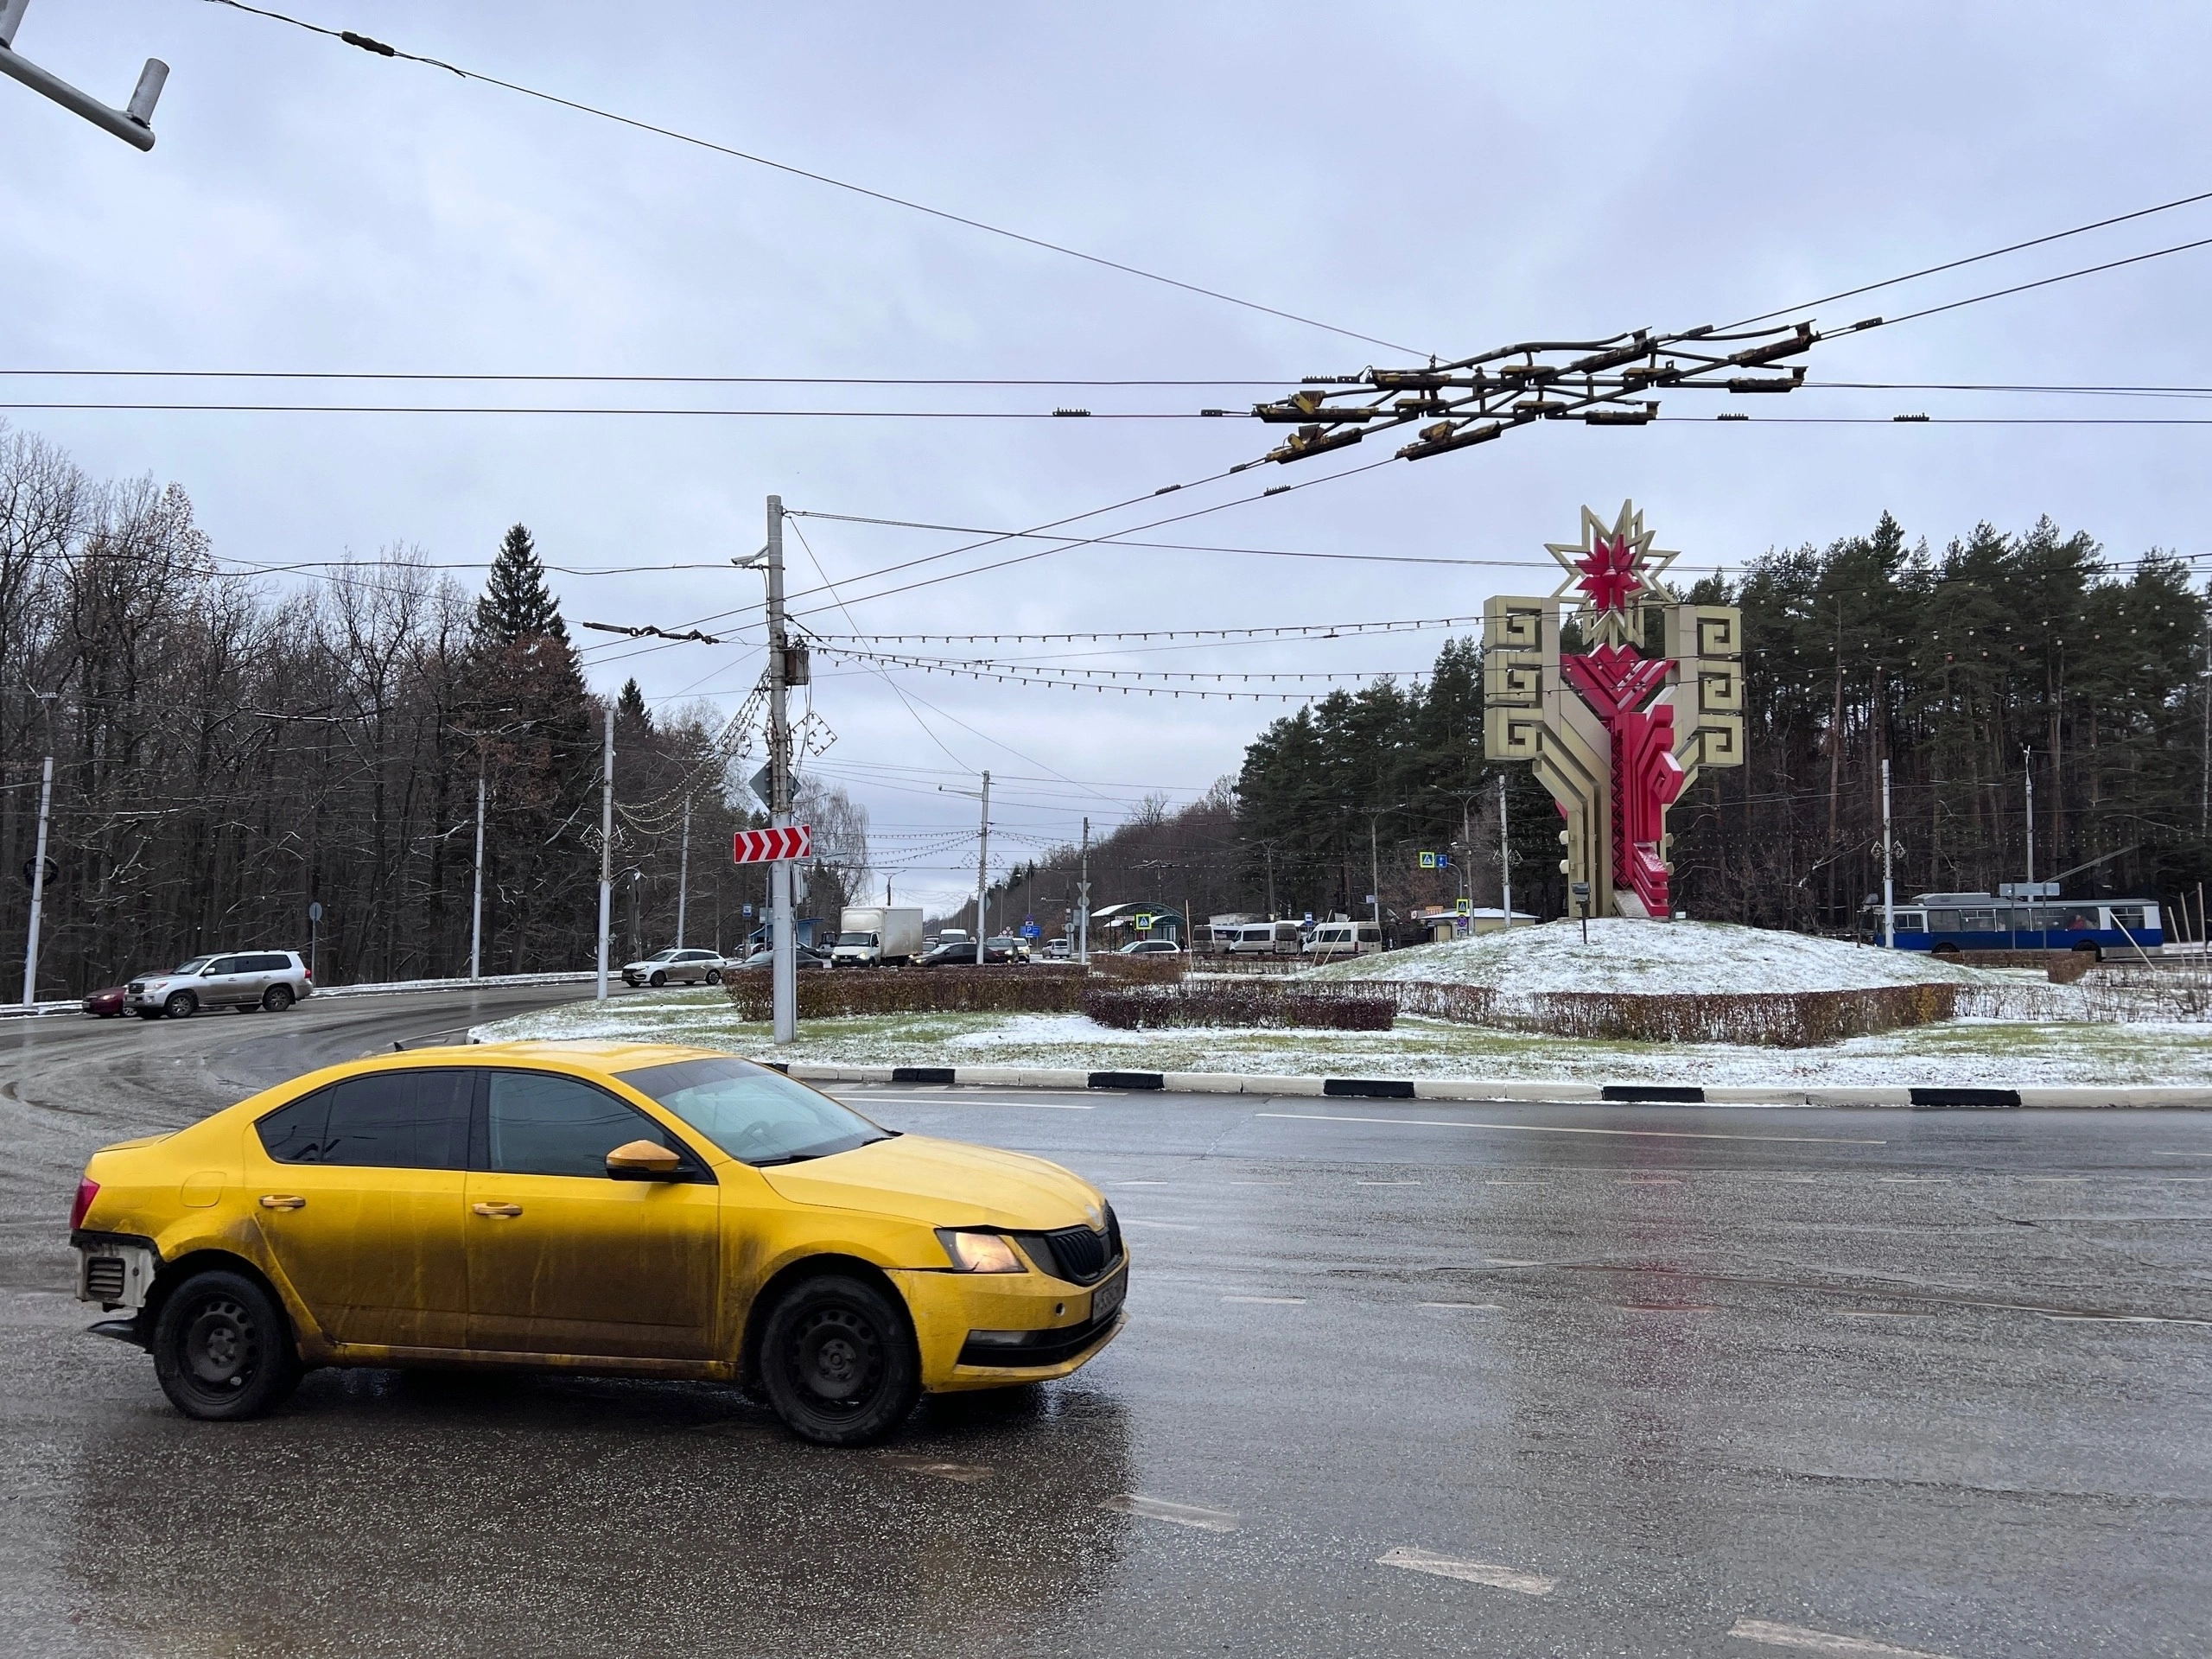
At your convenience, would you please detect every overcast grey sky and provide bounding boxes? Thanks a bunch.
[5,2,2209,912]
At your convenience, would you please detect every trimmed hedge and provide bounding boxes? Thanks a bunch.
[1085,951,1189,983]
[1351,978,1960,1047]
[1082,982,1395,1031]
[723,966,1085,1020]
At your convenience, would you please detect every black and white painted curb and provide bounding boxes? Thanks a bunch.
[763,1063,2212,1110]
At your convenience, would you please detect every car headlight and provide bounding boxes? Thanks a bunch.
[936,1229,1025,1273]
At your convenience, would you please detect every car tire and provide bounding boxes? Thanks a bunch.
[649,969,667,988]
[263,984,295,1012]
[760,1272,920,1447]
[163,991,197,1019]
[150,1268,302,1421]
[704,968,721,985]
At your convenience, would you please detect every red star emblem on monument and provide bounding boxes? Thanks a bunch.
[1575,534,1641,614]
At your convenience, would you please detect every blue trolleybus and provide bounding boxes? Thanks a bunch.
[1863,892,2164,957]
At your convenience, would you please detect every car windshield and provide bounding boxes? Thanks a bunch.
[170,957,212,975]
[834,932,874,946]
[618,1055,893,1166]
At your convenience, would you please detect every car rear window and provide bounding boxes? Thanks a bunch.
[618,1055,892,1166]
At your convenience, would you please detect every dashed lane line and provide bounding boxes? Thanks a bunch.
[1100,1494,1241,1532]
[1119,1217,1200,1230]
[1727,1617,1958,1657]
[1376,1548,1555,1595]
[1254,1111,1886,1147]
[880,1452,992,1484]
[1418,1301,1503,1310]
[1223,1294,1305,1305]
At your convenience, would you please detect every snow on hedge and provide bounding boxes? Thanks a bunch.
[1299,918,2007,995]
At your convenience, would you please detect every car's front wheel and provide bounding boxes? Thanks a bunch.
[162,991,197,1019]
[649,969,667,988]
[150,1268,302,1421]
[760,1273,919,1446]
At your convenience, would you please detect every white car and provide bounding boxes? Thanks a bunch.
[620,947,727,988]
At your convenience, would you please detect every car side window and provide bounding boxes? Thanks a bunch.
[484,1071,701,1179]
[321,1071,473,1168]
[257,1089,332,1162]
[250,953,291,972]
[204,957,238,976]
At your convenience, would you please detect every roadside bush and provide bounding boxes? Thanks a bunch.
[1341,979,1959,1047]
[1085,951,1187,983]
[1081,982,1395,1031]
[723,967,1084,1021]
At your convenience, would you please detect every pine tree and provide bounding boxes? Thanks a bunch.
[475,524,568,645]
[617,677,650,729]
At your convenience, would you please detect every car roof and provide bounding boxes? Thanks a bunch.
[358,1039,738,1076]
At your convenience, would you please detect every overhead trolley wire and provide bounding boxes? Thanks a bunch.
[199,0,1424,356]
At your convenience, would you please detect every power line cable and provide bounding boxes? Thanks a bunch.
[0,368,1298,387]
[198,0,1423,356]
[1722,183,2212,328]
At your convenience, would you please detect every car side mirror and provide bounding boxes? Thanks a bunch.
[606,1139,683,1180]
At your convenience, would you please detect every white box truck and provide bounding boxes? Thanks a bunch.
[830,906,925,967]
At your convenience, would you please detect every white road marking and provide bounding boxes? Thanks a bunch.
[1119,1217,1200,1230]
[1355,1179,1424,1185]
[1485,1257,1542,1268]
[1223,1294,1305,1305]
[1878,1176,1951,1184]
[880,1452,991,1484]
[1115,1179,1170,1185]
[1100,1494,1241,1531]
[1623,1178,1683,1185]
[2037,1312,2212,1326]
[1418,1301,1503,1310]
[2149,1149,2212,1156]
[1255,1111,1886,1147]
[1377,1547,1554,1595]
[2018,1176,2084,1182]
[1727,1616,1958,1656]
[1835,1309,1933,1319]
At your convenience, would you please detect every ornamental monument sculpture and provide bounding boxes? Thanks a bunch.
[1483,501,1744,919]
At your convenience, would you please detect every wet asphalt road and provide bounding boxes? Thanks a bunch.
[3,991,2209,1658]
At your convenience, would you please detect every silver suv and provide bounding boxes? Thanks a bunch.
[619,947,727,988]
[127,950,314,1019]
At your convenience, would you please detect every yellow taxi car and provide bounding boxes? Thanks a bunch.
[68,1041,1127,1445]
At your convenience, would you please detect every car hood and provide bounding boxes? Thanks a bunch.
[757,1134,1103,1231]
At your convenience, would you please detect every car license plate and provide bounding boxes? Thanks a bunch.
[1090,1271,1127,1323]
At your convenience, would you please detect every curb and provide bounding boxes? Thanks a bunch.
[772,1064,2212,1110]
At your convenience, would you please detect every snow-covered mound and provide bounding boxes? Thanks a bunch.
[1300,918,2004,996]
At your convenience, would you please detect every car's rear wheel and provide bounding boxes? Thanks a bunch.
[163,991,197,1019]
[263,984,295,1012]
[760,1273,919,1446]
[704,968,721,985]
[151,1269,302,1421]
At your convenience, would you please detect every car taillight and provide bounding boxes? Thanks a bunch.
[71,1178,99,1230]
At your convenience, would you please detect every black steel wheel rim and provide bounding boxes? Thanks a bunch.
[179,1293,258,1395]
[788,1306,882,1412]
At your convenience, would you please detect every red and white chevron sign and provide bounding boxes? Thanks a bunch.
[732,825,812,865]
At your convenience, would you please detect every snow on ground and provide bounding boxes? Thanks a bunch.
[1300,918,2005,995]
[471,990,2212,1087]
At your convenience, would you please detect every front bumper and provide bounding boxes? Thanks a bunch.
[892,1259,1128,1393]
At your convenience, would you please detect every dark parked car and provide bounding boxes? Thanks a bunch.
[82,985,128,1018]
[919,937,1015,966]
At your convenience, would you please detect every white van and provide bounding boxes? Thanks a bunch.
[1302,920,1382,959]
[1230,920,1304,957]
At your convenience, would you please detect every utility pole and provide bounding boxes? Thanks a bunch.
[595,702,614,1001]
[675,793,691,949]
[766,495,798,1044]
[975,771,991,963]
[2024,745,2036,889]
[0,0,168,150]
[1077,817,1091,964]
[469,765,486,979]
[1368,813,1382,931]
[1880,756,1895,949]
[20,753,51,1006]
[1497,772,1513,931]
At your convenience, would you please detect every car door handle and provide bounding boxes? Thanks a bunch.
[258,1195,307,1211]
[472,1202,524,1218]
